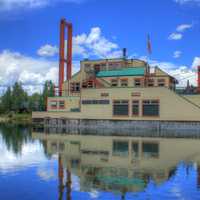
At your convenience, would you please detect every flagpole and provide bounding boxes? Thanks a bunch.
[147,34,152,74]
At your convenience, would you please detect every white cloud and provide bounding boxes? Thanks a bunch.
[0,50,81,94]
[149,58,198,86]
[173,51,182,58]
[37,44,58,57]
[176,24,193,32]
[192,57,200,68]
[0,137,48,173]
[68,27,121,58]
[168,33,183,40]
[174,0,200,5]
[0,0,85,11]
[37,168,56,181]
[0,50,57,89]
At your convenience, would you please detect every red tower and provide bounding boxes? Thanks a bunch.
[59,18,73,96]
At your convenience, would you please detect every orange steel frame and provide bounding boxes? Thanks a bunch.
[59,18,73,96]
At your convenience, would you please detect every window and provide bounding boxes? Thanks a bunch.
[148,79,154,87]
[113,141,129,156]
[158,79,165,87]
[113,100,129,116]
[50,101,57,109]
[120,79,128,87]
[132,100,139,116]
[70,82,80,92]
[87,81,94,88]
[82,100,110,105]
[142,142,159,158]
[142,100,159,116]
[132,142,139,158]
[134,79,141,87]
[111,79,118,87]
[82,81,94,88]
[59,101,65,109]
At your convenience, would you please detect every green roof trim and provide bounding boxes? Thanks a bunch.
[96,67,145,77]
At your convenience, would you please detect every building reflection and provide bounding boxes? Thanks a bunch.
[32,131,200,199]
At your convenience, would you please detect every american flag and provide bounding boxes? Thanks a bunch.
[147,34,152,55]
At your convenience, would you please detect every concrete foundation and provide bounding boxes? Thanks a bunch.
[32,118,200,138]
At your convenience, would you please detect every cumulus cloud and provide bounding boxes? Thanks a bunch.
[38,27,121,59]
[37,44,58,57]
[174,0,200,5]
[192,57,200,68]
[149,57,199,86]
[0,50,80,94]
[176,24,193,32]
[173,51,182,58]
[0,50,58,90]
[0,0,85,11]
[72,27,121,58]
[62,27,121,59]
[0,137,48,173]
[168,33,183,40]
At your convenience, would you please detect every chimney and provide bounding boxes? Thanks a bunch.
[123,48,127,59]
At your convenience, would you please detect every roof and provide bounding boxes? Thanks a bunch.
[96,67,145,78]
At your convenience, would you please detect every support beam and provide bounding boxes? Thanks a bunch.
[59,19,66,96]
[58,19,73,96]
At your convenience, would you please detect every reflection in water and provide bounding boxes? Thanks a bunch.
[32,130,200,199]
[1,124,200,199]
[0,123,32,154]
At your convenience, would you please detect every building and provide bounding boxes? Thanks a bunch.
[33,57,200,122]
[32,19,200,124]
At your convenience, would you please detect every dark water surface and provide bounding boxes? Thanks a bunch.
[0,124,200,200]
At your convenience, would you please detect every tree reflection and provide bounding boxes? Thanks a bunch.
[0,123,32,155]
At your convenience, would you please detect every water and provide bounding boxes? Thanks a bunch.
[1,124,200,200]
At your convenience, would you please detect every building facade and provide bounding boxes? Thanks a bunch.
[32,58,200,122]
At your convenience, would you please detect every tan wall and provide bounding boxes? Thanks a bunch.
[183,95,200,107]
[47,96,80,112]
[34,87,200,121]
[80,87,200,121]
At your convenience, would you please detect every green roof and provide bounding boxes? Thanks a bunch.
[96,67,145,77]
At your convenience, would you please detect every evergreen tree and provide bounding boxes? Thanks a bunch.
[41,80,54,111]
[1,87,12,113]
[11,82,28,113]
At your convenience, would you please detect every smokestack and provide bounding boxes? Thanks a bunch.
[123,48,127,59]
[66,22,72,81]
[59,19,66,96]
[58,18,73,96]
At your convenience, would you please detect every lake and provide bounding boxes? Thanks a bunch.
[0,123,200,200]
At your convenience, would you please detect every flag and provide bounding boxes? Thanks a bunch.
[147,34,152,55]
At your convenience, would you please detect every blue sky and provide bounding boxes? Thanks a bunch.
[0,0,200,93]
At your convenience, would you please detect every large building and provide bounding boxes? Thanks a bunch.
[32,19,200,123]
[33,57,200,122]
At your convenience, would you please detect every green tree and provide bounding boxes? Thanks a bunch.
[41,80,54,111]
[11,82,28,113]
[28,92,42,111]
[1,86,12,113]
